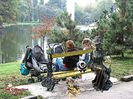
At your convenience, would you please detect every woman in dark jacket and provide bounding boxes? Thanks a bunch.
[63,40,79,70]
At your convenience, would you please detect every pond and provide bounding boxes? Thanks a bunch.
[0,24,35,63]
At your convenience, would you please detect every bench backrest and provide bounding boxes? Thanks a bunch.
[51,49,94,58]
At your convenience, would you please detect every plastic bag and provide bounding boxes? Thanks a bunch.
[20,63,30,75]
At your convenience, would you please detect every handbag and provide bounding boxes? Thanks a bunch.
[20,63,30,75]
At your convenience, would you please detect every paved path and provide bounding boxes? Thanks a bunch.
[16,73,118,99]
[58,81,133,99]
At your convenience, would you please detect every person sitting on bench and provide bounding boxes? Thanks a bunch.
[80,38,95,65]
[63,40,79,70]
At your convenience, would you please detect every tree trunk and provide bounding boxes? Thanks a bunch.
[42,36,45,50]
[121,51,124,58]
[2,53,5,63]
[0,24,3,63]
[0,42,2,64]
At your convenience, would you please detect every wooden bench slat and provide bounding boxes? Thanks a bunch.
[52,49,93,58]
[52,69,92,79]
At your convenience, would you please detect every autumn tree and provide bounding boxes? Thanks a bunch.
[32,17,55,48]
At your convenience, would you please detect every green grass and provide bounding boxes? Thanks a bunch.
[0,89,30,99]
[0,62,30,86]
[0,62,20,77]
[111,51,133,79]
[0,62,31,99]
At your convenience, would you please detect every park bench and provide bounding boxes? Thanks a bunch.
[40,43,112,91]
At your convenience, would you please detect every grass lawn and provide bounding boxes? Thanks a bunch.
[0,62,20,77]
[0,62,31,99]
[0,62,30,86]
[111,55,133,79]
[111,50,133,79]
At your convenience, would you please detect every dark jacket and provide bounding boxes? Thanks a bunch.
[63,48,79,70]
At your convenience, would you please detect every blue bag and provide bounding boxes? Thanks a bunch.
[20,63,30,75]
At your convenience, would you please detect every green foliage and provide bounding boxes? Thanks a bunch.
[17,0,30,22]
[56,12,76,31]
[50,12,85,47]
[75,0,114,25]
[16,0,67,22]
[75,4,92,25]
[38,4,64,21]
[0,0,19,63]
[92,0,133,57]
[0,0,18,25]
[47,0,66,11]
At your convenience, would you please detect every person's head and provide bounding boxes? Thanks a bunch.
[66,40,74,49]
[82,38,92,49]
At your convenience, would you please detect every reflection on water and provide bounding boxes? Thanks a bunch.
[0,25,34,63]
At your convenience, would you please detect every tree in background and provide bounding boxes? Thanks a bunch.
[0,0,18,26]
[32,17,55,49]
[38,0,66,21]
[50,12,87,47]
[0,0,18,63]
[17,0,40,22]
[47,0,66,11]
[75,4,92,25]
[75,0,114,25]
[1,30,18,63]
[92,0,133,57]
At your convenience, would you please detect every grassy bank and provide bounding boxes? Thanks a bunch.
[0,62,31,99]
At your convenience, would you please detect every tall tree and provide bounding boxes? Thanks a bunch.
[0,0,18,26]
[93,0,133,57]
[50,12,85,47]
[75,0,114,25]
[47,0,66,11]
[0,0,18,63]
[32,17,55,49]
